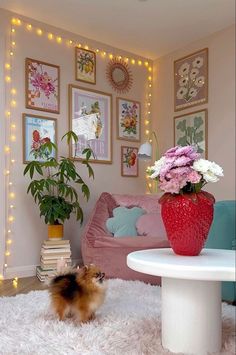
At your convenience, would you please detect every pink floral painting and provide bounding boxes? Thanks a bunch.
[174,48,208,111]
[121,146,138,177]
[26,58,60,113]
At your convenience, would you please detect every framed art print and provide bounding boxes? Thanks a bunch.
[174,48,208,111]
[174,109,208,158]
[69,84,112,163]
[23,113,57,163]
[117,97,140,142]
[75,47,96,84]
[25,58,60,113]
[121,146,138,177]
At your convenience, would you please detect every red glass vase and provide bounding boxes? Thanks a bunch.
[159,191,215,256]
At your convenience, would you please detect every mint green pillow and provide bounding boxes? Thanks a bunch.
[106,206,145,237]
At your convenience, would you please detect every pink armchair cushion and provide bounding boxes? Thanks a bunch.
[136,212,167,239]
[113,193,161,213]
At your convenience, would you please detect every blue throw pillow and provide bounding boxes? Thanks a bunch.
[106,206,145,237]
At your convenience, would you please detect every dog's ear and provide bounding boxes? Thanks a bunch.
[77,265,88,277]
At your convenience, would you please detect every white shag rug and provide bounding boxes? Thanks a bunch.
[0,279,235,355]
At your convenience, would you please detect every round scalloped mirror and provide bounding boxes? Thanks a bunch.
[106,58,133,94]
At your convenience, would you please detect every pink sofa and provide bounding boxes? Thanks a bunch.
[81,192,169,285]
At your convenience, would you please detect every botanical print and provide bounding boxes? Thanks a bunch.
[117,98,140,141]
[75,48,96,84]
[69,85,112,163]
[174,109,207,158]
[121,146,138,177]
[174,48,208,111]
[25,58,60,113]
[23,114,57,163]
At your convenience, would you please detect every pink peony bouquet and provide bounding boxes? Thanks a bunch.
[148,145,223,194]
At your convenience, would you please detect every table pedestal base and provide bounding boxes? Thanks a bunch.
[162,278,221,354]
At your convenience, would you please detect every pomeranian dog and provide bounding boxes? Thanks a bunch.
[49,264,106,323]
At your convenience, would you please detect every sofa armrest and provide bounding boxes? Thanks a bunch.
[94,235,169,248]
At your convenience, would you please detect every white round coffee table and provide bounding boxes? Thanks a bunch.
[127,248,235,354]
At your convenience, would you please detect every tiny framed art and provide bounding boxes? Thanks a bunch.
[117,97,141,142]
[75,47,96,84]
[69,84,112,163]
[174,48,208,111]
[25,58,60,113]
[23,113,57,163]
[121,146,138,177]
[174,109,208,158]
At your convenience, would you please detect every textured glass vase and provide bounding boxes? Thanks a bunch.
[159,191,215,256]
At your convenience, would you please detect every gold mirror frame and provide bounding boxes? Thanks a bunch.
[106,58,133,94]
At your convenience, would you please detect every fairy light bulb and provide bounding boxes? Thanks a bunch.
[5,251,10,256]
[11,88,16,95]
[10,51,13,56]
[5,76,11,83]
[148,183,152,188]
[10,134,16,142]
[144,61,149,67]
[69,40,73,44]
[11,123,16,129]
[11,18,17,24]
[48,33,53,40]
[109,54,113,59]
[8,229,11,233]
[148,111,151,114]
[0,274,3,281]
[85,45,89,50]
[148,102,151,106]
[78,43,82,48]
[37,29,42,35]
[96,49,99,53]
[4,146,10,153]
[145,120,150,125]
[12,41,16,46]
[27,24,32,30]
[9,192,15,199]
[145,129,150,135]
[11,159,16,164]
[5,63,11,69]
[125,57,129,62]
[148,67,152,72]
[131,59,135,64]
[103,51,106,56]
[17,19,21,25]
[8,216,14,222]
[10,204,14,208]
[149,93,152,97]
[149,84,152,88]
[7,239,12,244]
[11,100,16,107]
[118,56,122,60]
[138,60,142,65]
[11,28,15,33]
[9,182,13,186]
[5,170,10,175]
[56,36,62,43]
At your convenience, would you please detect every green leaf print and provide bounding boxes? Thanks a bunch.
[194,116,203,129]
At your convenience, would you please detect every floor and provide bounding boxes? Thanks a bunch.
[0,276,47,297]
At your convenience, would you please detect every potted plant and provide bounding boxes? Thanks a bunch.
[23,131,94,240]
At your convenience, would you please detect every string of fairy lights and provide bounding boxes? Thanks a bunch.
[0,17,153,282]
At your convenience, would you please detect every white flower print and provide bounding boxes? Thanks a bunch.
[192,56,203,68]
[188,87,198,98]
[195,76,205,87]
[177,87,188,99]
[179,77,188,86]
[178,62,190,76]
[190,68,199,80]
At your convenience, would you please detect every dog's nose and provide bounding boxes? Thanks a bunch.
[101,273,105,278]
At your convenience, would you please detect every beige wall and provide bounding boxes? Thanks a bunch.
[153,25,235,201]
[0,9,151,277]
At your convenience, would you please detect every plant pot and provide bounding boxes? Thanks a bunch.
[48,224,64,240]
[159,191,215,256]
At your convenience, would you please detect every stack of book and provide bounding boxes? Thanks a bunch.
[36,239,72,281]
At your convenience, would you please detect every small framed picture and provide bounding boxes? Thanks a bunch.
[23,113,57,163]
[25,58,60,113]
[117,98,141,142]
[174,109,208,158]
[75,47,96,84]
[69,84,112,163]
[121,146,138,177]
[174,48,208,111]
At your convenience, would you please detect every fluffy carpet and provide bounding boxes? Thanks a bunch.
[0,279,235,355]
